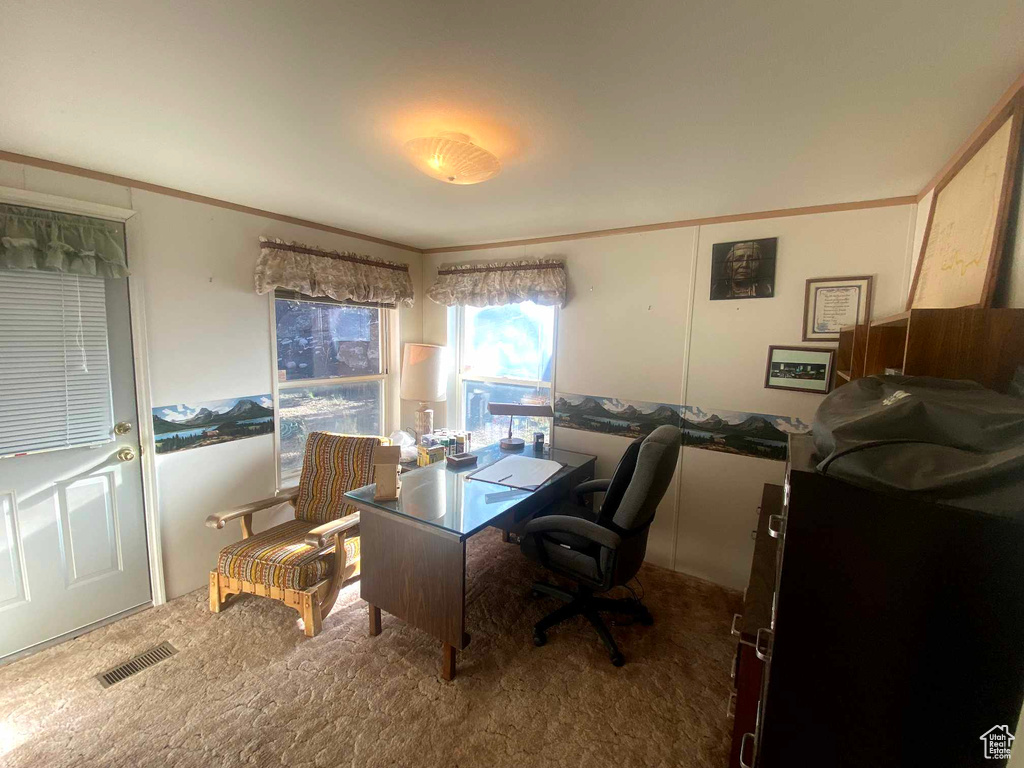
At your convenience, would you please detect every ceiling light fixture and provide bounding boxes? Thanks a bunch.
[404,131,501,185]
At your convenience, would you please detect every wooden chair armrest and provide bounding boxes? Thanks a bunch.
[205,488,299,529]
[304,512,360,548]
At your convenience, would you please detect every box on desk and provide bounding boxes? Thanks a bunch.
[417,444,446,467]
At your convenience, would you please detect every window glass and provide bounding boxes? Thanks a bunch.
[275,299,380,381]
[462,302,554,382]
[462,379,551,449]
[277,381,384,476]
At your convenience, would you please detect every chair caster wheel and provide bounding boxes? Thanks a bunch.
[610,652,625,667]
[639,610,654,626]
[533,630,547,647]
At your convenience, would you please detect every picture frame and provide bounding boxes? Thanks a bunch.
[907,100,1023,310]
[710,237,777,300]
[152,394,275,454]
[802,275,873,341]
[764,346,836,394]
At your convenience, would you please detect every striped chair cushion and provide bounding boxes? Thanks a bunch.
[293,432,382,525]
[217,519,360,591]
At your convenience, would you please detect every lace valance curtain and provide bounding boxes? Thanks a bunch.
[255,237,415,308]
[0,204,128,278]
[426,258,567,307]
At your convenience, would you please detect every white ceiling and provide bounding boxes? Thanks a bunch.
[2,1,1023,249]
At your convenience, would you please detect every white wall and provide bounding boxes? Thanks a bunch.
[0,158,423,599]
[423,204,916,589]
[550,229,698,569]
[1011,707,1024,768]
[681,206,914,587]
[424,228,697,568]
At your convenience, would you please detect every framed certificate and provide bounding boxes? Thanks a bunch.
[802,275,873,341]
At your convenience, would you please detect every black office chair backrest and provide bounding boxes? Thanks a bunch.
[597,435,644,526]
[610,425,681,533]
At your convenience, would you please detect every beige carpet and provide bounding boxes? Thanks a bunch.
[0,528,741,768]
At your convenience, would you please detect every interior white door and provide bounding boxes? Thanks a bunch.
[0,265,151,660]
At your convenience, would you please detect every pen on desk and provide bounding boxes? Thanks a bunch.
[497,474,513,483]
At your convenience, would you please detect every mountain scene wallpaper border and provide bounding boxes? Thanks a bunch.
[153,394,275,454]
[554,392,810,461]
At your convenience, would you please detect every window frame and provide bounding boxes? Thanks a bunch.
[269,292,391,488]
[450,302,558,447]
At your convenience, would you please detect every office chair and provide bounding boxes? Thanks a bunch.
[521,425,681,666]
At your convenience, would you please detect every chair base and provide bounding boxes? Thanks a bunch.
[209,554,360,637]
[529,581,653,666]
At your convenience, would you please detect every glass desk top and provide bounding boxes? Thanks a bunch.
[345,442,597,540]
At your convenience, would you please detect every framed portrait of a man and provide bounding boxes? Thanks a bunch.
[710,237,777,300]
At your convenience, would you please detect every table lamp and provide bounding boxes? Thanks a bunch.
[487,403,554,451]
[401,343,448,438]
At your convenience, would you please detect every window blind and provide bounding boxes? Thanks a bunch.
[0,270,114,457]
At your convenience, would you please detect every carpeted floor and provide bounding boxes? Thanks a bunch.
[0,528,741,768]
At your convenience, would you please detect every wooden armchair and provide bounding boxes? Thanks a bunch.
[206,432,387,637]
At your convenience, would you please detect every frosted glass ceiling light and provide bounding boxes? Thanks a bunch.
[404,132,501,185]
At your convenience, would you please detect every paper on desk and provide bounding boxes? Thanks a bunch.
[468,455,563,490]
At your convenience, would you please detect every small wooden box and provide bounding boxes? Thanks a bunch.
[446,452,478,469]
[373,445,402,501]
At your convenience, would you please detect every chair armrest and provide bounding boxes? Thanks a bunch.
[574,478,611,504]
[303,512,360,548]
[525,515,621,550]
[205,488,299,529]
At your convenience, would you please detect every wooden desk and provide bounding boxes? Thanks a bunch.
[346,442,597,681]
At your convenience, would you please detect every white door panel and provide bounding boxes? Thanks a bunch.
[57,470,122,585]
[0,491,28,609]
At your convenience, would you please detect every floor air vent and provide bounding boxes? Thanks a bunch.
[96,641,178,688]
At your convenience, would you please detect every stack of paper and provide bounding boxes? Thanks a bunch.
[468,455,563,490]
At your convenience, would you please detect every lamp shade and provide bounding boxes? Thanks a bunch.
[400,343,448,402]
[404,132,501,185]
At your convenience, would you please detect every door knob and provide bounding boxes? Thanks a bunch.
[116,447,136,462]
[114,421,133,435]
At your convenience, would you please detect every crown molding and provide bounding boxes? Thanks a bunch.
[0,149,930,258]
[0,150,423,254]
[421,196,917,254]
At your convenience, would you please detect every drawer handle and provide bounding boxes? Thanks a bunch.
[767,514,786,539]
[755,627,773,663]
[739,732,755,768]
[727,691,737,719]
[730,613,743,638]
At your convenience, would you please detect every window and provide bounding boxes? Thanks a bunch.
[0,270,113,457]
[453,301,556,448]
[273,293,387,480]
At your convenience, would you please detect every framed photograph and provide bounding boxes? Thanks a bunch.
[152,394,274,454]
[908,102,1022,310]
[802,275,873,341]
[764,346,836,394]
[710,237,777,300]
